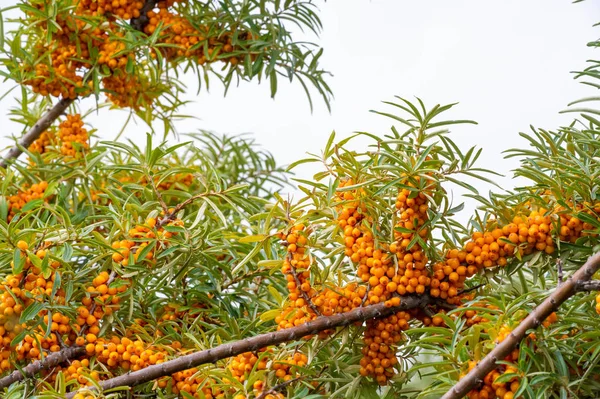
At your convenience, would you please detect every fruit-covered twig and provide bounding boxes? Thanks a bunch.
[65,294,434,398]
[441,252,600,399]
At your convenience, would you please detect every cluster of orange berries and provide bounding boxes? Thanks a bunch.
[102,72,160,109]
[79,271,128,333]
[272,352,308,381]
[75,0,144,20]
[359,311,411,384]
[228,351,269,383]
[111,216,182,267]
[464,354,520,399]
[47,358,100,388]
[460,301,499,327]
[24,0,258,110]
[22,3,137,105]
[28,130,56,157]
[27,114,89,161]
[390,180,432,297]
[5,181,49,222]
[277,224,368,339]
[463,312,560,399]
[168,368,225,398]
[555,202,600,242]
[1,241,71,372]
[464,323,520,399]
[227,350,284,398]
[336,177,437,384]
[337,179,395,306]
[144,7,252,65]
[276,224,319,329]
[83,336,167,372]
[25,60,86,99]
[58,113,89,157]
[432,204,600,306]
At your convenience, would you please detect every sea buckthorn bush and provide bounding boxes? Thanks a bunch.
[2,1,600,399]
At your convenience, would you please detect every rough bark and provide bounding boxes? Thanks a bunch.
[0,346,85,389]
[0,98,73,169]
[441,252,600,399]
[65,294,433,398]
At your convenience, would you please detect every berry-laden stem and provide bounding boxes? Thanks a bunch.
[65,294,434,398]
[0,98,73,169]
[442,251,600,399]
[287,254,321,317]
[0,346,85,389]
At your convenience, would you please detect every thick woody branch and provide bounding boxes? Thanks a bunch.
[442,252,600,399]
[65,294,434,398]
[0,98,73,169]
[0,346,85,389]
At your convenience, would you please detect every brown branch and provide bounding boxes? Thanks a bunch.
[0,98,73,169]
[65,294,434,398]
[130,0,158,31]
[0,346,85,389]
[441,252,600,399]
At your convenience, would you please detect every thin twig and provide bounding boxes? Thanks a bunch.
[157,191,216,227]
[421,306,435,318]
[148,173,169,213]
[255,376,302,399]
[557,258,564,285]
[457,283,486,295]
[287,254,321,316]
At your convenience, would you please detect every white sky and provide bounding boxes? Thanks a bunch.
[1,0,599,218]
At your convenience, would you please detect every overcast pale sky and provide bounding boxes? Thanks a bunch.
[1,1,599,215]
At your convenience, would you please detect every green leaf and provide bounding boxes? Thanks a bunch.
[239,234,267,243]
[20,302,44,323]
[21,199,43,212]
[260,309,280,322]
[13,249,25,274]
